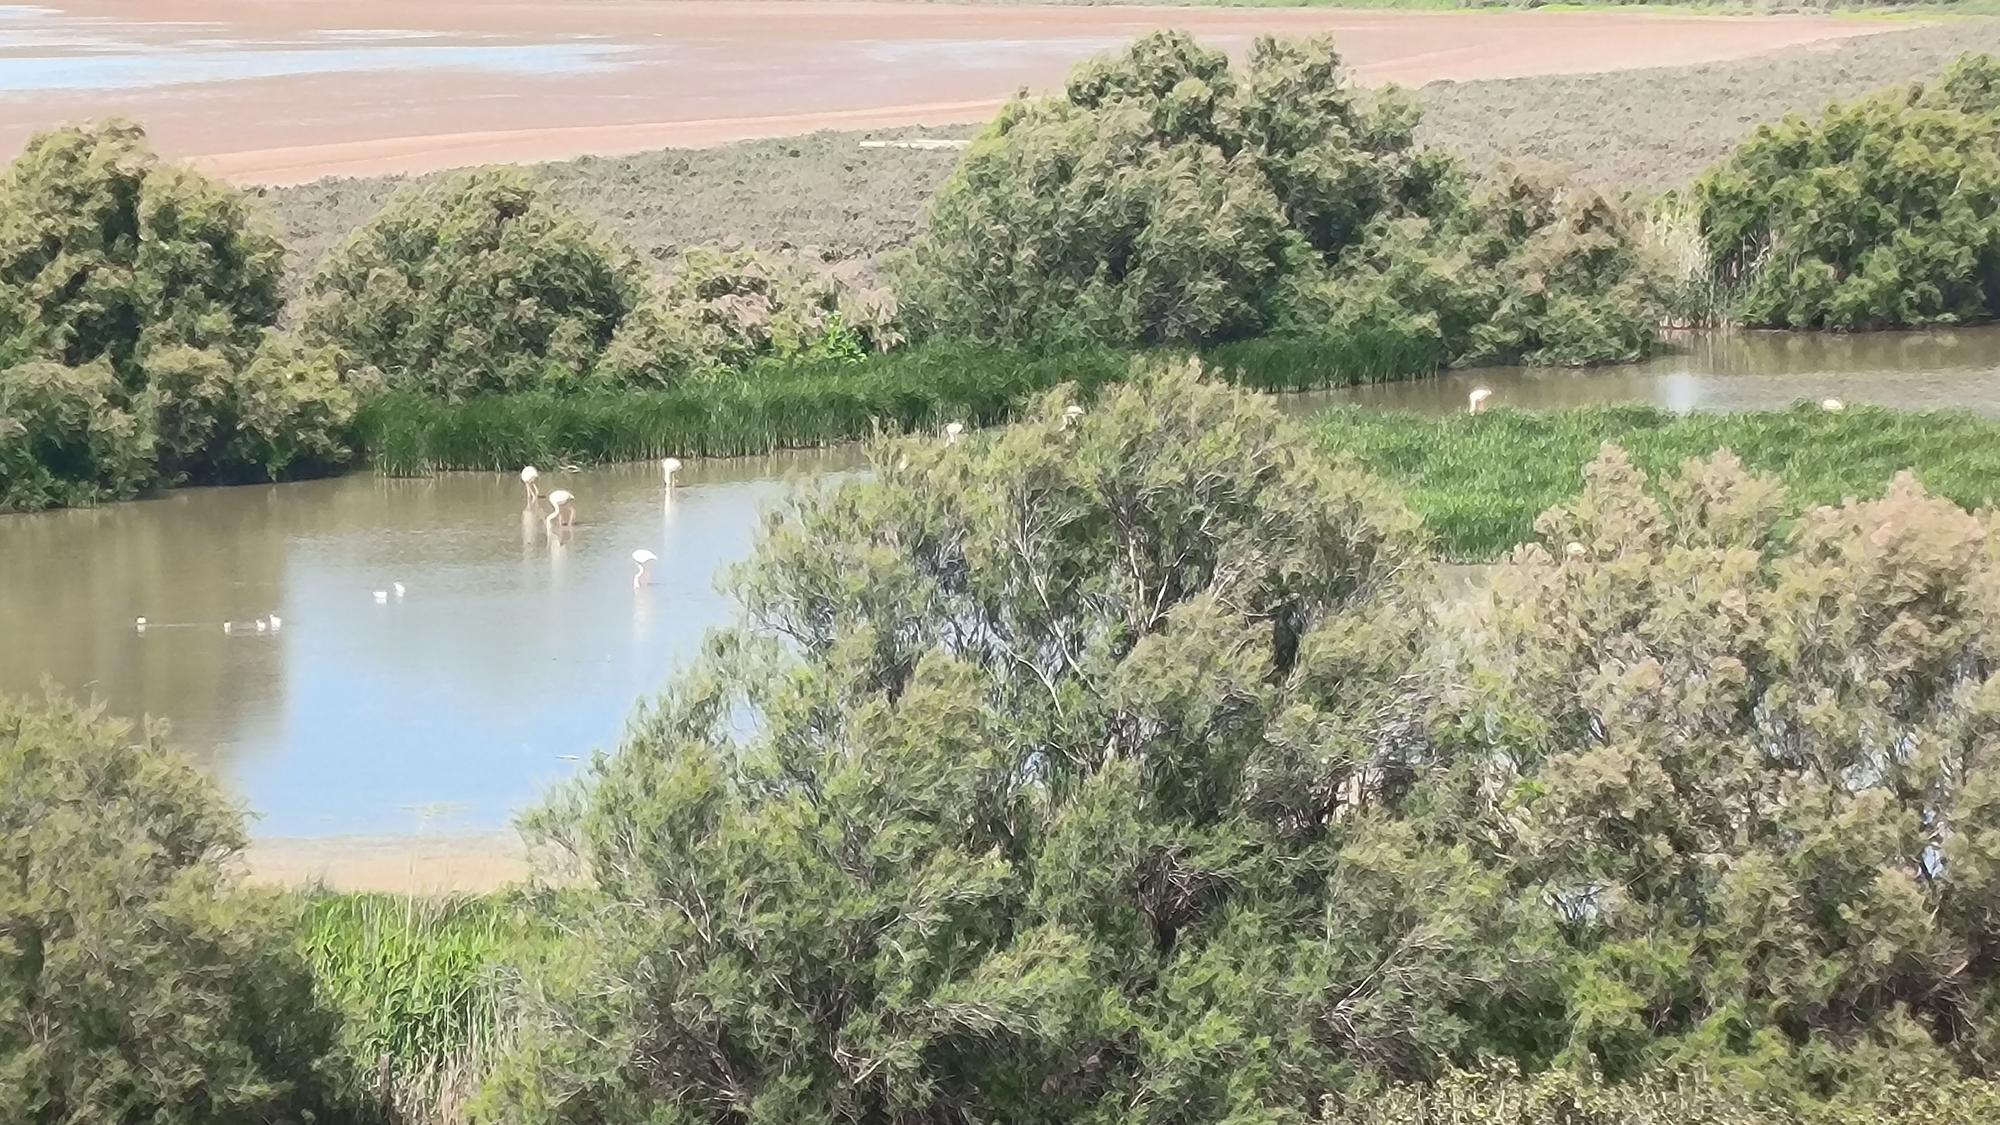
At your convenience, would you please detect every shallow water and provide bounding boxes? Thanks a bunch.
[1301,327,2000,417]
[0,450,859,836]
[6,328,2000,836]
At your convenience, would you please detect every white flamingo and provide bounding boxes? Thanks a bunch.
[520,465,540,501]
[1468,387,1493,414]
[545,489,575,533]
[661,457,682,487]
[632,548,658,588]
[944,421,965,444]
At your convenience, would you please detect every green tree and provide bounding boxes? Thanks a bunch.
[0,121,283,386]
[0,360,152,510]
[896,32,1446,348]
[304,170,646,397]
[0,692,348,1124]
[1695,55,2000,329]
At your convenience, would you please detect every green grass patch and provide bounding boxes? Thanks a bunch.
[1318,403,2000,559]
[300,891,556,1114]
[354,331,1440,474]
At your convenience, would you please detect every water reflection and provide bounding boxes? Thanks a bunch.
[0,448,861,836]
[7,328,2000,835]
[1300,327,2000,416]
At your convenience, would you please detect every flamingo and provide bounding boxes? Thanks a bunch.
[1063,404,1085,430]
[1822,398,1845,412]
[545,489,575,532]
[1468,387,1493,414]
[661,457,682,487]
[520,465,540,501]
[944,421,965,444]
[632,548,658,588]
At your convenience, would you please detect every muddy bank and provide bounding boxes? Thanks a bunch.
[4,2,1892,183]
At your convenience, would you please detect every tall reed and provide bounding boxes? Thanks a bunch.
[301,892,554,1125]
[354,331,1440,475]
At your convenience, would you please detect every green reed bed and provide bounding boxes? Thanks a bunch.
[301,891,556,1122]
[355,331,1439,475]
[1319,402,2000,560]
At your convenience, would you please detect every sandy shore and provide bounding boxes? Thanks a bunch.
[5,2,1894,184]
[246,832,535,894]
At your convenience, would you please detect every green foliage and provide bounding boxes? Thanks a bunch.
[596,248,897,388]
[0,120,284,384]
[488,362,1441,1122]
[481,371,2000,1122]
[352,334,1435,474]
[0,360,153,510]
[897,31,1446,348]
[1695,55,2000,329]
[303,170,646,397]
[1313,402,2000,559]
[0,693,347,1124]
[1439,447,2000,1093]
[0,123,355,510]
[1324,169,1663,366]
[302,891,554,1124]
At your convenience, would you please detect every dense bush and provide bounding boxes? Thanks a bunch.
[0,693,348,1124]
[304,170,646,397]
[0,124,356,510]
[1324,169,1662,366]
[1694,52,2000,329]
[897,32,1449,348]
[596,248,898,388]
[0,120,284,385]
[898,32,1659,366]
[0,360,152,510]
[486,368,2000,1123]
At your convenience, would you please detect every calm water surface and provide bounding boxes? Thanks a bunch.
[6,328,2000,836]
[0,451,859,836]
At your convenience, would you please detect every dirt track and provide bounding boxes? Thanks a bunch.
[6,1,1894,184]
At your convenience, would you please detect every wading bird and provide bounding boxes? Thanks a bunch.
[944,421,965,444]
[394,582,406,599]
[255,618,268,633]
[1822,398,1845,412]
[661,457,682,487]
[632,548,658,588]
[545,489,575,532]
[373,590,388,603]
[521,465,540,501]
[134,617,146,632]
[1063,404,1085,430]
[1468,387,1493,414]
[269,614,282,631]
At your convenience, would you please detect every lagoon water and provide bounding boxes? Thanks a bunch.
[5,327,2000,837]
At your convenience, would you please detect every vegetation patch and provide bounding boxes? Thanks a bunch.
[1315,399,2000,558]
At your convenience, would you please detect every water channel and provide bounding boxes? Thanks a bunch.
[5,327,2000,837]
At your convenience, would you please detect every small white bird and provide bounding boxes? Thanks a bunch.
[1822,397,1845,412]
[269,614,283,631]
[393,582,406,599]
[373,590,389,603]
[632,548,658,588]
[255,618,268,633]
[1468,387,1494,414]
[1063,404,1085,430]
[134,616,147,631]
[520,465,540,501]
[545,489,575,532]
[944,421,965,444]
[661,457,682,487]
[1565,542,1587,560]
[222,621,234,634]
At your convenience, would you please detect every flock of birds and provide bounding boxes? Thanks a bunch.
[521,457,683,588]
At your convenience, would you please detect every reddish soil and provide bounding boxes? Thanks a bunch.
[2,2,1893,184]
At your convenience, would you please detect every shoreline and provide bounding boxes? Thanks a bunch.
[246,831,534,894]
